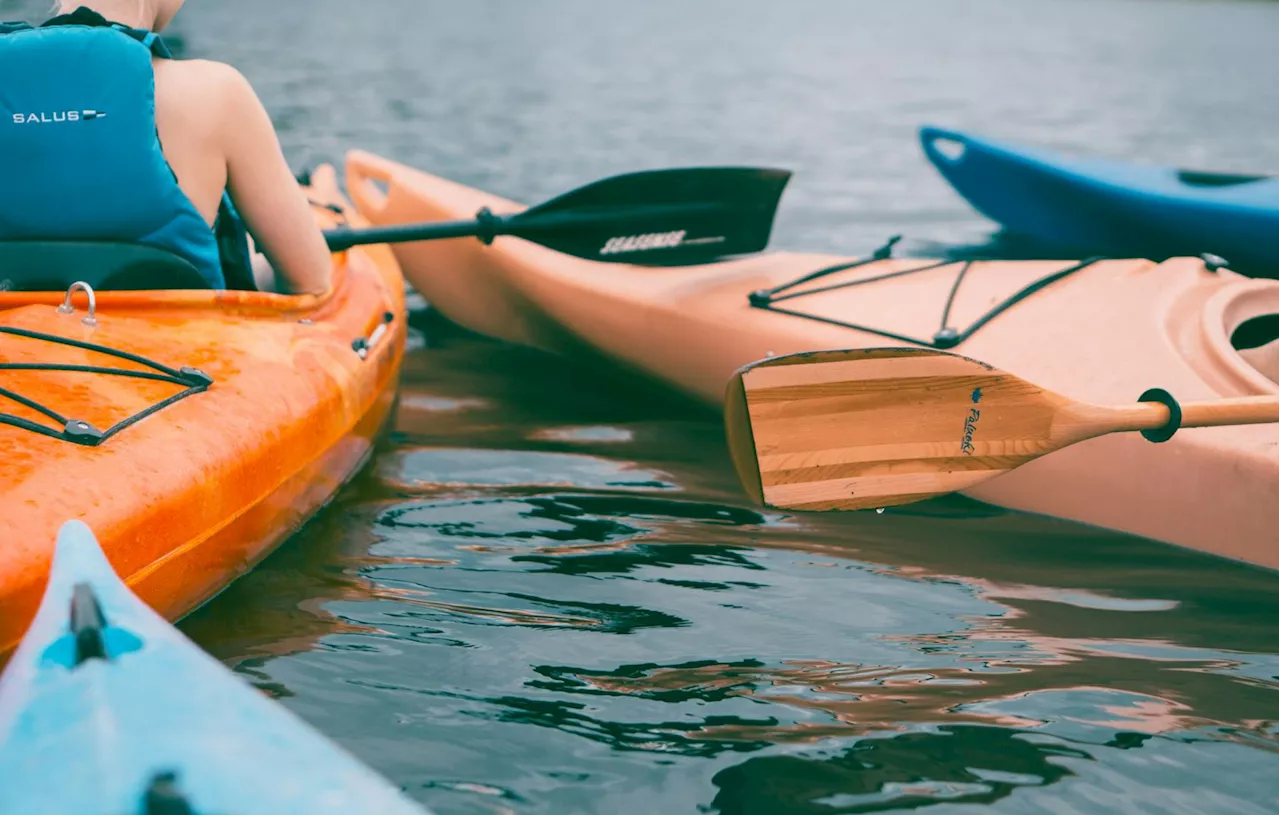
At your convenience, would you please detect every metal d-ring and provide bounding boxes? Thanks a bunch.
[57,281,98,327]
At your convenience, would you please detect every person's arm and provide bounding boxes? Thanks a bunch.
[218,66,331,295]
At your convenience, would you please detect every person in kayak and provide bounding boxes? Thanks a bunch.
[0,1,330,294]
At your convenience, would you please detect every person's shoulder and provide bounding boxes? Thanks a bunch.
[156,58,268,135]
[157,57,247,88]
[155,57,258,108]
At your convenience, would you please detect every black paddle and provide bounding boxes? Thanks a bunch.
[323,166,791,265]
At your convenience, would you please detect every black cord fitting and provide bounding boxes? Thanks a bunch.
[1138,388,1182,443]
[474,207,501,245]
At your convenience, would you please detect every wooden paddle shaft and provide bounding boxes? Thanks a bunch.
[1180,395,1279,427]
[1125,394,1278,431]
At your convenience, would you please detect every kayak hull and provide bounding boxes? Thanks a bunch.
[347,150,1278,568]
[0,165,407,656]
[0,521,429,814]
[920,125,1280,275]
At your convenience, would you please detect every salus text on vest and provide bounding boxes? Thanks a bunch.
[10,110,108,125]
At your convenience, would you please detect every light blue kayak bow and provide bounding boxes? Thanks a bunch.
[0,520,432,815]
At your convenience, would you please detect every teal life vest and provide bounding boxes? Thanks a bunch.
[0,8,249,289]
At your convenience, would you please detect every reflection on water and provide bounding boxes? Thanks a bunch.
[709,725,1091,813]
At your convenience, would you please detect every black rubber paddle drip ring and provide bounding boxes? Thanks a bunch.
[474,207,501,245]
[1138,388,1182,443]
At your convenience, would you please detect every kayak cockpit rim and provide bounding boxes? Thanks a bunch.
[0,250,361,317]
[1198,280,1280,391]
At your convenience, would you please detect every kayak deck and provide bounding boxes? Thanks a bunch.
[346,150,1278,568]
[0,166,407,656]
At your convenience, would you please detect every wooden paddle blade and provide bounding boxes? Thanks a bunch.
[723,348,1079,512]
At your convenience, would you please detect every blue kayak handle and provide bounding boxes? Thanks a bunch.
[919,126,971,167]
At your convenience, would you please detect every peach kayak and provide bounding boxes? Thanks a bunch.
[346,150,1278,568]
[0,165,407,657]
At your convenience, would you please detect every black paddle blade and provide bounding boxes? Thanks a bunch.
[508,166,791,265]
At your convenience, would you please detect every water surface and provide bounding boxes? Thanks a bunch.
[4,0,1277,812]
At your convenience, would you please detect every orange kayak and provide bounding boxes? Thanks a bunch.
[345,150,1278,568]
[0,165,407,657]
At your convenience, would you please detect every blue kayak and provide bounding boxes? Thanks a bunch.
[0,521,432,815]
[920,125,1279,273]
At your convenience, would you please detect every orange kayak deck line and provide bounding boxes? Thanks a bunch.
[0,166,407,656]
[345,149,1278,569]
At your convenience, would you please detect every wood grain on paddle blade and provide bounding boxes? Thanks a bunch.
[732,348,1089,511]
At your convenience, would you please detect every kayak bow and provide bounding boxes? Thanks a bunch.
[0,520,432,815]
[920,125,1280,275]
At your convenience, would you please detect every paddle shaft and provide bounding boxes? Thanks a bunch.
[324,203,720,251]
[325,216,488,248]
[324,217,497,251]
[1116,394,1278,432]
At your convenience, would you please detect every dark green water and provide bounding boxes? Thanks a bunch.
[5,0,1277,812]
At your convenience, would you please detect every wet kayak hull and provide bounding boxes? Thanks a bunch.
[346,150,1278,568]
